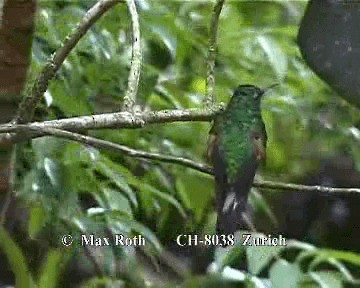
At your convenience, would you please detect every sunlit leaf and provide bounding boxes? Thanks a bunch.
[38,249,70,288]
[316,249,360,267]
[28,204,47,239]
[309,271,342,288]
[257,35,288,81]
[269,259,302,288]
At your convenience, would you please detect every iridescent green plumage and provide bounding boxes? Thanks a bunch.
[208,84,268,235]
[219,86,266,181]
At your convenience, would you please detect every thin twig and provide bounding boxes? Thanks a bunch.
[204,0,225,107]
[122,0,141,111]
[7,125,360,195]
[253,181,360,194]
[23,125,212,174]
[14,0,122,124]
[0,105,224,144]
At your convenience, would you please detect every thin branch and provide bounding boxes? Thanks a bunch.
[14,0,122,124]
[6,125,360,195]
[122,0,142,111]
[22,125,212,175]
[204,0,225,107]
[0,106,223,144]
[253,181,360,194]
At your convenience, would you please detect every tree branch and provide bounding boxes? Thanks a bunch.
[0,106,223,144]
[6,125,360,195]
[254,181,360,194]
[204,0,225,107]
[13,0,122,124]
[23,125,212,174]
[122,0,142,111]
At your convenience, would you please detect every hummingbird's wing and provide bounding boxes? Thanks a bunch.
[206,122,218,161]
[208,121,228,222]
[210,134,229,232]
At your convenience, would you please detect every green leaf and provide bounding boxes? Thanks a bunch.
[249,188,278,227]
[32,137,65,161]
[221,266,246,282]
[106,213,162,252]
[257,35,288,81]
[38,249,69,288]
[247,276,271,288]
[295,250,317,265]
[43,157,61,188]
[180,273,241,288]
[215,240,245,270]
[317,249,360,267]
[286,240,316,252]
[0,226,35,288]
[175,172,213,221]
[79,208,161,253]
[246,232,285,275]
[269,259,302,288]
[309,271,343,288]
[95,160,138,208]
[65,163,98,193]
[131,181,187,218]
[317,258,355,283]
[79,277,124,288]
[28,204,47,239]
[97,187,133,217]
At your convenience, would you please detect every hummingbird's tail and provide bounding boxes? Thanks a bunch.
[216,189,247,235]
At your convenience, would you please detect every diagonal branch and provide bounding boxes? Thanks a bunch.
[8,125,360,195]
[23,125,212,174]
[14,0,122,124]
[204,0,225,107]
[122,0,142,111]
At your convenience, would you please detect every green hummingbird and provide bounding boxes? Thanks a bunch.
[208,84,274,235]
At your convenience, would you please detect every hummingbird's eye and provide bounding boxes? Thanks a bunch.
[253,134,261,140]
[253,90,263,99]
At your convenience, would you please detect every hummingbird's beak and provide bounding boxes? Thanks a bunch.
[261,83,279,97]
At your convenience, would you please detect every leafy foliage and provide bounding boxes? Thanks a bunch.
[1,0,358,287]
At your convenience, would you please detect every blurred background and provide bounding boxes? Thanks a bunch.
[0,1,359,287]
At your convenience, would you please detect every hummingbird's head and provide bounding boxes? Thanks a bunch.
[233,83,278,102]
[233,84,265,100]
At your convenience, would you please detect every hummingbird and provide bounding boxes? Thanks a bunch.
[208,84,274,235]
